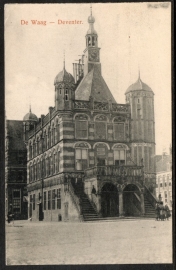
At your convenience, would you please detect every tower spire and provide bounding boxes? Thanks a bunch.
[29,104,31,113]
[138,65,140,80]
[90,3,92,16]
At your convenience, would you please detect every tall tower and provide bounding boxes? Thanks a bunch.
[54,62,75,111]
[84,7,101,75]
[125,73,155,173]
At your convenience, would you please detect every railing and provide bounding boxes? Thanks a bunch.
[144,185,158,208]
[112,104,129,113]
[133,192,141,213]
[85,165,143,178]
[68,180,81,215]
[74,100,90,109]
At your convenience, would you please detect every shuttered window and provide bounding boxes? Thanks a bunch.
[75,121,88,139]
[75,148,88,170]
[114,124,124,140]
[114,150,126,165]
[95,122,106,139]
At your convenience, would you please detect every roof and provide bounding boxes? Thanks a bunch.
[54,67,75,85]
[23,111,38,122]
[126,75,153,94]
[6,120,26,151]
[75,64,116,103]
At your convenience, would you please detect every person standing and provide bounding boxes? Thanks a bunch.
[165,204,171,220]
[155,203,160,221]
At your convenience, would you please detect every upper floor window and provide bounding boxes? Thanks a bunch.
[112,144,128,166]
[65,88,69,100]
[75,114,88,139]
[95,115,107,140]
[75,148,88,170]
[113,117,125,141]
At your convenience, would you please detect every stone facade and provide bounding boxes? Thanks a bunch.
[23,9,157,221]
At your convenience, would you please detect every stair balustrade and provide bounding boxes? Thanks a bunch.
[144,185,158,208]
[68,180,81,215]
[132,192,141,213]
[85,165,143,178]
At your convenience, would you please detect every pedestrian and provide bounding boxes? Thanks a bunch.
[159,202,165,221]
[7,211,14,225]
[165,204,171,220]
[155,203,160,221]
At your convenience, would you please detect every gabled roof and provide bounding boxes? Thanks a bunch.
[75,65,116,103]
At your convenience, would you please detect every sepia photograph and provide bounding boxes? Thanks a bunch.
[5,2,172,265]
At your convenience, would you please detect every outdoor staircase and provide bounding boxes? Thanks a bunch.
[71,181,99,221]
[144,197,156,218]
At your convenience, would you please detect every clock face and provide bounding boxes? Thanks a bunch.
[89,49,99,62]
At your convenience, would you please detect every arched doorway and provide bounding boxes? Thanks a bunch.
[123,184,141,217]
[101,183,119,217]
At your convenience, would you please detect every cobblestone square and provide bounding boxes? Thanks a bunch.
[6,219,172,265]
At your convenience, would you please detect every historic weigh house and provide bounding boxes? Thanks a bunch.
[24,10,157,221]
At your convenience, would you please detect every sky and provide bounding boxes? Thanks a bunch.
[5,3,171,154]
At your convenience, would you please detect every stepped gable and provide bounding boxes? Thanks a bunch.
[75,64,116,103]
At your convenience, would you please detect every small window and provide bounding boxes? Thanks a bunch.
[48,191,51,210]
[52,189,55,210]
[65,89,69,100]
[57,189,61,209]
[33,194,35,210]
[165,182,167,187]
[114,149,126,165]
[160,183,162,187]
[95,122,106,139]
[44,192,46,210]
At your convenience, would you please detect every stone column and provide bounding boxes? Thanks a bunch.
[119,191,124,217]
[140,190,145,216]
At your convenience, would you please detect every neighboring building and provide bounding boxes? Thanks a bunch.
[5,120,28,219]
[155,147,172,208]
[22,9,157,221]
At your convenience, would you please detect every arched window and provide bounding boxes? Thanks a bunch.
[95,115,107,139]
[37,160,40,180]
[33,141,36,157]
[93,142,109,166]
[88,36,91,46]
[29,143,32,159]
[56,121,60,143]
[48,128,51,148]
[36,138,39,155]
[113,117,125,140]
[29,163,32,183]
[43,131,47,151]
[57,150,60,172]
[53,153,56,174]
[112,144,128,166]
[65,88,69,100]
[75,114,88,139]
[51,125,55,145]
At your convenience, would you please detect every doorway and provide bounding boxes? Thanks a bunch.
[101,183,119,217]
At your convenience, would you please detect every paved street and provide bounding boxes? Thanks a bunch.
[6,219,172,265]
